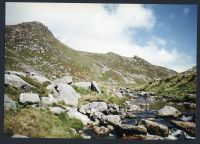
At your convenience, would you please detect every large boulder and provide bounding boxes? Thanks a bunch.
[157,106,181,118]
[19,93,40,104]
[49,107,65,115]
[4,94,17,110]
[5,74,33,88]
[93,126,110,136]
[171,120,196,136]
[53,76,73,85]
[138,119,169,137]
[79,102,108,114]
[47,83,80,107]
[66,107,92,125]
[115,124,147,136]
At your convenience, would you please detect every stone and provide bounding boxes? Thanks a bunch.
[5,74,33,88]
[93,126,110,136]
[19,93,40,104]
[171,120,196,136]
[53,76,73,85]
[115,124,147,137]
[4,94,17,110]
[49,107,65,115]
[79,102,108,114]
[157,106,181,118]
[66,107,92,125]
[138,119,169,137]
[48,83,80,107]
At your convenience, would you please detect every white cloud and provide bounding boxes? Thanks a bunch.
[6,2,194,72]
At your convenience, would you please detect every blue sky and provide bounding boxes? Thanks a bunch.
[6,3,197,72]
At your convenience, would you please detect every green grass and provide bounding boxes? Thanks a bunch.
[143,73,196,102]
[4,108,83,138]
[72,86,92,95]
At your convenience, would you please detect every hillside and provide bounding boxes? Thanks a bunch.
[142,66,196,102]
[5,21,176,86]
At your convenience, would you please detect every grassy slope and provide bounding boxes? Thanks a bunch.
[4,108,83,138]
[142,68,196,102]
[5,22,176,85]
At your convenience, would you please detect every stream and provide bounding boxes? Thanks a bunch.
[84,96,196,140]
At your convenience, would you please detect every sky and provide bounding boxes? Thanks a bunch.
[6,3,197,72]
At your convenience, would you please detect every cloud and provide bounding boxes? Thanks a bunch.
[183,7,190,15]
[6,3,194,72]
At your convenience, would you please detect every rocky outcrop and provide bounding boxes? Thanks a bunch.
[66,107,92,125]
[47,83,80,107]
[4,95,17,110]
[5,74,33,88]
[157,106,181,118]
[5,71,26,77]
[138,119,169,137]
[171,120,196,136]
[19,93,40,104]
[79,102,108,114]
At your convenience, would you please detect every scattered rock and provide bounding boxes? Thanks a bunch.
[19,93,40,104]
[49,107,65,115]
[157,106,181,118]
[79,102,108,114]
[4,95,17,111]
[138,119,169,137]
[171,120,196,136]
